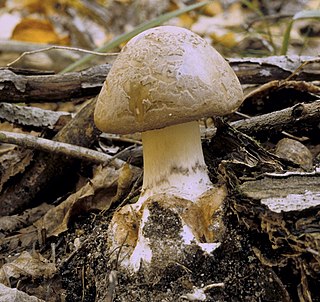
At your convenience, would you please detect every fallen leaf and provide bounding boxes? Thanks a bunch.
[0,151,33,192]
[0,283,45,302]
[0,251,56,287]
[34,163,140,237]
[12,0,61,15]
[202,1,223,16]
[210,31,238,48]
[0,203,53,233]
[11,18,69,45]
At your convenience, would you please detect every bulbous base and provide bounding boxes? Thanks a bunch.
[107,185,227,276]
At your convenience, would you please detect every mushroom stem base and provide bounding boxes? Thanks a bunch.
[138,121,213,206]
[107,185,227,273]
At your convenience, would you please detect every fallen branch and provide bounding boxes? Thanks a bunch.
[0,131,122,166]
[0,56,319,103]
[228,55,320,84]
[0,65,111,103]
[203,100,320,138]
[233,100,320,136]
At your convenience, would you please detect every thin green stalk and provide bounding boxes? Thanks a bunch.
[280,19,293,55]
[61,1,211,74]
[241,0,276,53]
[281,9,320,55]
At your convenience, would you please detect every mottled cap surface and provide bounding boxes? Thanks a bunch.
[94,26,243,134]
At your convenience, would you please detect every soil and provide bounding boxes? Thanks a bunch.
[58,201,288,302]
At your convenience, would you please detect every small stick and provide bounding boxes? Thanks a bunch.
[100,133,142,145]
[0,130,124,167]
[7,45,119,67]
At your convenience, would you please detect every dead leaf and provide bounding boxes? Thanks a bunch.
[11,0,63,15]
[191,4,245,49]
[210,31,238,48]
[202,2,223,17]
[11,18,69,45]
[0,149,33,193]
[0,283,45,302]
[0,203,53,233]
[34,164,140,237]
[0,251,56,287]
[242,80,320,115]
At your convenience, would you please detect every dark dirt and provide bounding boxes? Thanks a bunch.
[58,199,288,302]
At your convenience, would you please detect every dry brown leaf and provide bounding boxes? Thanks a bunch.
[34,163,140,237]
[0,251,56,287]
[176,13,196,29]
[202,1,223,17]
[210,31,238,48]
[0,203,53,233]
[11,18,69,45]
[0,283,45,302]
[12,0,59,14]
[34,182,95,237]
[191,3,245,49]
[0,149,33,193]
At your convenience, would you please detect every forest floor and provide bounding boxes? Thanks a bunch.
[0,1,319,301]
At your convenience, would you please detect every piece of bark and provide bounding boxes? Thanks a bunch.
[233,169,320,300]
[239,170,320,208]
[0,103,72,130]
[0,56,319,103]
[0,64,111,103]
[203,100,320,139]
[0,98,100,216]
[228,55,320,84]
[233,100,320,136]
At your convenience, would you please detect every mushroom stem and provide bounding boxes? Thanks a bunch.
[137,121,213,206]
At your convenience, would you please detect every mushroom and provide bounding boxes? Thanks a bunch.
[94,26,243,271]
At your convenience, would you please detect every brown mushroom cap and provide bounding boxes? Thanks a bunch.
[94,26,243,134]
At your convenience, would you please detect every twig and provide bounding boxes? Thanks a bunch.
[100,133,142,145]
[0,39,55,53]
[284,60,311,82]
[0,130,123,166]
[203,100,320,138]
[102,145,136,167]
[7,45,119,67]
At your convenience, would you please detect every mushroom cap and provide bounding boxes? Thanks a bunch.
[94,26,243,134]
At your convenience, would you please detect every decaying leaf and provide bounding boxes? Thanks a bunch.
[11,0,62,15]
[275,138,313,171]
[242,80,320,115]
[11,18,69,45]
[0,203,53,234]
[0,283,45,302]
[0,148,33,193]
[0,251,56,287]
[191,2,245,49]
[33,163,140,237]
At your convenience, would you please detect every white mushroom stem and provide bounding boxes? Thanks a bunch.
[136,121,213,207]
